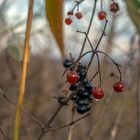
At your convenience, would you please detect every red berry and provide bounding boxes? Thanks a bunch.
[67,71,79,84]
[113,81,126,93]
[67,11,74,15]
[110,2,120,13]
[92,87,104,99]
[75,12,83,19]
[98,11,106,20]
[65,17,72,25]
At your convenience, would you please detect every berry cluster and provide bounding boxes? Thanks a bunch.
[64,60,91,114]
[98,1,120,20]
[65,11,83,25]
[63,59,106,114]
[65,0,120,25]
[62,0,126,115]
[62,56,126,114]
[65,0,85,25]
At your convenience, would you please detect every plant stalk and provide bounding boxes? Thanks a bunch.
[13,0,34,140]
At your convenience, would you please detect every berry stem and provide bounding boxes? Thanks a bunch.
[86,19,108,71]
[71,0,85,12]
[100,0,103,11]
[78,0,97,57]
[75,50,122,82]
[95,53,102,86]
[76,30,102,85]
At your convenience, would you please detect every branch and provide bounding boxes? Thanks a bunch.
[38,113,90,140]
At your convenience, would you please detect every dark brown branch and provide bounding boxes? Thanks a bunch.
[78,0,97,57]
[38,113,90,140]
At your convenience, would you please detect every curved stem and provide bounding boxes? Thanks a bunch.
[75,50,122,81]
[95,53,102,86]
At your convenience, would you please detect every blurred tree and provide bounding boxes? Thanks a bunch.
[126,0,140,34]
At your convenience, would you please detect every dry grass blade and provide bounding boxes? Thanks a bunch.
[13,0,34,140]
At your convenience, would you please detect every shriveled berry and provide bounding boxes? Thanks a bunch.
[63,59,73,68]
[98,11,106,20]
[110,2,120,13]
[65,17,72,25]
[67,71,79,84]
[113,81,125,93]
[84,82,92,91]
[75,12,83,19]
[76,89,91,99]
[76,99,90,106]
[92,87,104,99]
[76,104,87,114]
[69,82,80,91]
[83,78,88,84]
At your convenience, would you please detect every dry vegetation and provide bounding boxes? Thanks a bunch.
[0,45,139,140]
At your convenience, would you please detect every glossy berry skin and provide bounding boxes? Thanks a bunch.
[84,82,92,91]
[69,82,80,91]
[65,17,72,25]
[77,90,91,99]
[67,11,74,15]
[75,12,83,19]
[98,11,106,20]
[113,81,125,93]
[110,2,120,13]
[67,71,79,84]
[63,59,73,68]
[92,87,104,99]
[76,99,89,105]
[76,104,87,114]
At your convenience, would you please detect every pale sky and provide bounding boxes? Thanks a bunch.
[0,0,137,60]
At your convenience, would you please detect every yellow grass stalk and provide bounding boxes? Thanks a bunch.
[13,0,34,140]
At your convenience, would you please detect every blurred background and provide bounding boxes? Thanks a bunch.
[0,0,139,140]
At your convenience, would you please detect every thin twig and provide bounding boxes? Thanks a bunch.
[87,91,113,140]
[78,0,97,57]
[0,127,5,140]
[110,104,125,140]
[136,37,140,140]
[38,113,90,140]
[0,89,45,130]
[45,104,63,128]
[67,105,75,140]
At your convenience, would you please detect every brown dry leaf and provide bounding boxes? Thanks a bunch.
[45,0,64,56]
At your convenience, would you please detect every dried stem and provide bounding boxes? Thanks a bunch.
[0,89,45,131]
[45,104,62,128]
[0,127,5,140]
[87,91,113,140]
[67,106,75,140]
[110,105,125,140]
[13,0,34,139]
[38,113,90,140]
[78,0,97,57]
[136,37,140,140]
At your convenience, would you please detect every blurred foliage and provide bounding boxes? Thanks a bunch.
[126,0,140,34]
[45,0,64,56]
[7,36,23,61]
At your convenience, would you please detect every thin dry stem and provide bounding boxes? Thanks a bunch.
[13,0,34,140]
[67,107,75,140]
